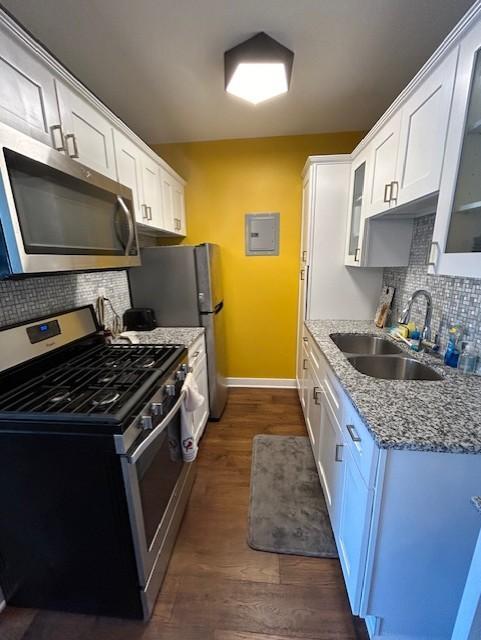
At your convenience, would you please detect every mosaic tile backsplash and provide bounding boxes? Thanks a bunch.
[0,270,131,330]
[383,214,481,352]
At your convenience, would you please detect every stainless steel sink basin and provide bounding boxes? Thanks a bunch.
[347,355,443,381]
[330,333,403,355]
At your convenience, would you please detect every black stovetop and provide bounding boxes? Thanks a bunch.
[0,342,185,425]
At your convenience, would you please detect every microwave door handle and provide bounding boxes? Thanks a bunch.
[125,390,186,464]
[116,195,135,256]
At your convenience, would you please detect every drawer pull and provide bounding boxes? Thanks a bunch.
[302,358,308,371]
[390,180,399,203]
[335,444,344,462]
[347,423,361,443]
[383,183,392,203]
[302,337,308,343]
[302,250,308,262]
[313,387,322,405]
[191,351,200,359]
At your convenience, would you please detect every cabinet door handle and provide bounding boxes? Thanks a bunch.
[390,180,399,203]
[300,269,305,281]
[335,444,344,462]
[313,387,323,405]
[302,358,308,370]
[191,351,200,359]
[302,250,308,263]
[383,183,392,203]
[50,124,65,152]
[302,337,308,343]
[148,206,153,221]
[346,424,361,442]
[141,204,149,220]
[354,247,360,262]
[65,133,79,159]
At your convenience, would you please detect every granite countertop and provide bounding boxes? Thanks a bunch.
[472,497,481,514]
[114,327,204,349]
[305,320,481,454]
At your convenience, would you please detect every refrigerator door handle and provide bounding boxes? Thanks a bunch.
[214,301,224,314]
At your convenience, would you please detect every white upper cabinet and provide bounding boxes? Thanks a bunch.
[160,167,186,235]
[55,81,117,180]
[139,152,163,229]
[365,111,401,217]
[172,181,186,235]
[345,150,369,265]
[0,21,60,147]
[113,129,143,224]
[364,48,457,218]
[431,19,481,278]
[395,48,458,207]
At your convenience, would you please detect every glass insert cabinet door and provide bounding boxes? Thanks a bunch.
[346,160,366,263]
[445,49,481,254]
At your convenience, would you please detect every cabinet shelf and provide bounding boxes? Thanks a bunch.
[467,117,481,134]
[455,200,481,213]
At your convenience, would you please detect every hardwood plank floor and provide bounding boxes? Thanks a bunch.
[0,388,369,640]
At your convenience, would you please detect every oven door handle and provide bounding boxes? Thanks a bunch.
[125,390,185,464]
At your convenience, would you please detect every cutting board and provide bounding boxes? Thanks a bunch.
[375,286,395,328]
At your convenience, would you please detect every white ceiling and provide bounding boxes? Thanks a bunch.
[2,0,475,144]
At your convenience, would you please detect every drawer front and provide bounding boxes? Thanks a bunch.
[189,336,206,371]
[341,404,377,488]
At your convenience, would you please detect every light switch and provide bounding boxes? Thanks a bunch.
[245,213,280,256]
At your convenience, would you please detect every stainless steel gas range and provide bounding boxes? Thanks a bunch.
[0,305,195,620]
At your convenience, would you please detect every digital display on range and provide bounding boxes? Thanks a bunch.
[26,320,61,344]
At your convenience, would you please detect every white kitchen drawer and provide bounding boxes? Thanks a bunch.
[341,403,378,488]
[188,335,206,371]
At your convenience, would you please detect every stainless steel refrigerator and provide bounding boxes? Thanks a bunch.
[128,243,227,419]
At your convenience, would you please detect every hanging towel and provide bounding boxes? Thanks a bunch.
[180,372,205,462]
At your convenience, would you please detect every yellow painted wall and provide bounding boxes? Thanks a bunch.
[153,132,363,380]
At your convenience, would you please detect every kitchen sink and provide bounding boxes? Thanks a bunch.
[347,355,443,381]
[330,333,403,355]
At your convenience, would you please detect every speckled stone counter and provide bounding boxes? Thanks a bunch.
[115,327,204,349]
[472,497,481,513]
[305,320,481,454]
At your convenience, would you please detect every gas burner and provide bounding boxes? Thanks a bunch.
[140,357,156,368]
[91,390,121,408]
[48,390,72,404]
[98,373,117,385]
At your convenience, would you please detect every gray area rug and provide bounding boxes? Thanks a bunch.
[247,435,338,558]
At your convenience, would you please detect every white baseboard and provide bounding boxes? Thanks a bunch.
[226,377,296,389]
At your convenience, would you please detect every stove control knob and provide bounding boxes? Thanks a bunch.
[165,384,176,397]
[181,363,193,373]
[140,415,153,430]
[151,402,164,416]
[176,370,186,381]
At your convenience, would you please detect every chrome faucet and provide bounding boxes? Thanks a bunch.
[399,289,433,347]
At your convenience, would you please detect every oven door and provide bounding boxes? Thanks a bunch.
[120,392,187,588]
[0,122,140,277]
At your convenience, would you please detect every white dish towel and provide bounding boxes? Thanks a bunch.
[180,372,205,462]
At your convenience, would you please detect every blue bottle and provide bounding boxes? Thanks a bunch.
[444,325,462,368]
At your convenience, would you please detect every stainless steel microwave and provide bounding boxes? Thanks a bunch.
[0,122,140,278]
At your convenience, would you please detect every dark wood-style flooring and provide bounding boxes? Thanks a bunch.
[0,388,369,640]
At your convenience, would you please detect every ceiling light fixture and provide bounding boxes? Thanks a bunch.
[224,32,294,105]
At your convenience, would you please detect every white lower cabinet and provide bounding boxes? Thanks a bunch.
[317,394,344,538]
[299,328,481,639]
[337,446,373,615]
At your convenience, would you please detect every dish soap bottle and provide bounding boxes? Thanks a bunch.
[444,324,463,368]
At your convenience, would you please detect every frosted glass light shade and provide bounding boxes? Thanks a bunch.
[226,63,288,104]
